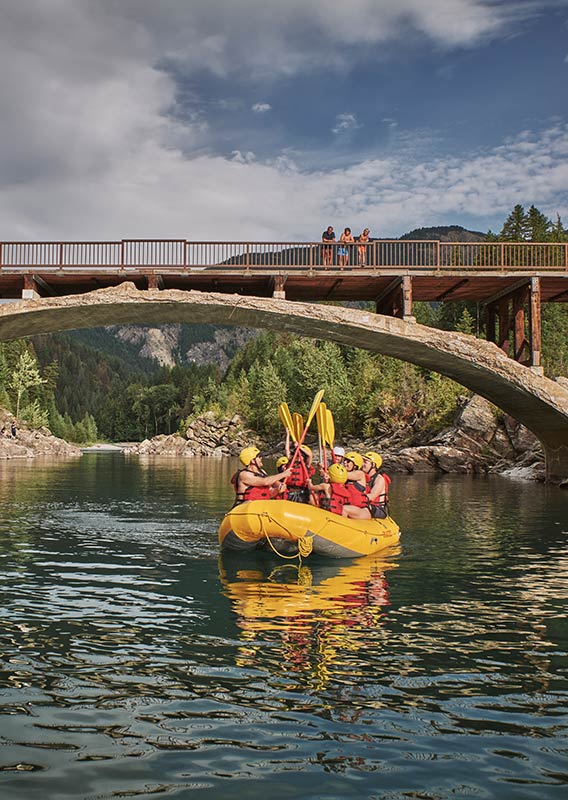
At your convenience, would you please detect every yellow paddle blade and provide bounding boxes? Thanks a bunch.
[278,402,294,437]
[292,412,304,442]
[305,389,325,431]
[325,408,335,448]
[316,402,327,440]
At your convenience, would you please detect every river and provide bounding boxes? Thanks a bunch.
[0,454,567,799]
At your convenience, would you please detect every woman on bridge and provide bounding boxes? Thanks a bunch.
[338,228,354,268]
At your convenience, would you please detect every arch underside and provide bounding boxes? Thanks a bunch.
[1,285,567,481]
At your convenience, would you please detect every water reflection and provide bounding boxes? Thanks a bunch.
[1,458,567,798]
[220,552,400,690]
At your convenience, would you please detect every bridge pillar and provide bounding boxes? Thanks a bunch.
[22,275,40,300]
[375,276,415,321]
[272,275,286,300]
[529,277,542,370]
[146,274,164,290]
[484,278,541,367]
[543,438,568,485]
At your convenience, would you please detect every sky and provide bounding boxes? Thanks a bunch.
[0,0,567,241]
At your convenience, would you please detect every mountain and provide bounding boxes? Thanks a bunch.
[399,225,486,242]
[66,323,256,372]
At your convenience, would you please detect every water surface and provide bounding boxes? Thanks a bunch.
[0,455,567,799]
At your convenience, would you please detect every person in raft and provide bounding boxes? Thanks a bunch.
[362,451,390,519]
[341,451,372,519]
[311,463,350,516]
[232,447,291,506]
[332,445,345,464]
[285,444,315,504]
[275,456,290,500]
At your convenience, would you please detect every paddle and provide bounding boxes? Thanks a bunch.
[325,408,335,450]
[292,412,304,443]
[316,402,328,470]
[286,390,325,474]
[278,402,295,439]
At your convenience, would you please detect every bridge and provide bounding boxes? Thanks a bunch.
[0,283,567,483]
[2,238,568,369]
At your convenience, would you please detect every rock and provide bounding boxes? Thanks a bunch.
[454,395,498,443]
[125,412,264,457]
[369,394,544,482]
[0,411,81,460]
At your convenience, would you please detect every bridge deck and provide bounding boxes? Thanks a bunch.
[0,239,567,302]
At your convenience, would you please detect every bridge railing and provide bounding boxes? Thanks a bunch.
[0,240,566,271]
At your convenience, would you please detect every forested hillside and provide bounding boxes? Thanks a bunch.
[1,205,566,444]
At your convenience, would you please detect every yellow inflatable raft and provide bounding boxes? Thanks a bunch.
[218,499,400,558]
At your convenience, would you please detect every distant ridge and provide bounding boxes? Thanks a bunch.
[399,225,486,242]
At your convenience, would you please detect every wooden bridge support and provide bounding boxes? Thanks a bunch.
[146,274,164,290]
[22,274,40,300]
[272,275,286,300]
[375,276,415,321]
[484,278,541,369]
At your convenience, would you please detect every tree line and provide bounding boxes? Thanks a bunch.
[0,205,567,443]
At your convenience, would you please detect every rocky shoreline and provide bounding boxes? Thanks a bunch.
[0,396,547,481]
[0,412,82,460]
[123,396,546,482]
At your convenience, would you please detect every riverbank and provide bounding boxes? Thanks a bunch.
[122,396,546,481]
[0,411,81,459]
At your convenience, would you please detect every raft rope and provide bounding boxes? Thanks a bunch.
[258,512,314,564]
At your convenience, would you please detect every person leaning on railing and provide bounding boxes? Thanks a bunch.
[357,228,370,266]
[338,227,355,268]
[321,225,336,267]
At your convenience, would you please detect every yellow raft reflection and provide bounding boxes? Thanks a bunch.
[220,553,399,690]
[218,498,400,558]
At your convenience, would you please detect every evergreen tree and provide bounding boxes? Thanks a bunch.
[500,204,528,241]
[549,214,568,242]
[526,205,550,241]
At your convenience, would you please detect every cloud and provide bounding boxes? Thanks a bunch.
[251,102,272,113]
[0,1,566,241]
[332,113,362,135]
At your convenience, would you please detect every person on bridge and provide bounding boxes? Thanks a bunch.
[321,226,336,267]
[338,228,354,268]
[357,228,370,266]
[231,447,290,506]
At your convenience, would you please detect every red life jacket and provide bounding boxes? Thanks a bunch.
[369,471,391,507]
[231,468,271,505]
[345,479,369,508]
[287,457,313,489]
[329,483,351,515]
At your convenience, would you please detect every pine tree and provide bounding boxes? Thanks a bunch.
[549,214,568,243]
[500,204,528,241]
[526,205,550,241]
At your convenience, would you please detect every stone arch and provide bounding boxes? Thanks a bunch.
[1,284,567,482]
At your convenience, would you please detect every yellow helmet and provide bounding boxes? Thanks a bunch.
[363,451,383,469]
[239,446,260,466]
[328,463,347,484]
[300,445,312,457]
[344,451,363,469]
[276,456,289,469]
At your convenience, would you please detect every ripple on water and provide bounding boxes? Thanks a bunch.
[0,466,567,798]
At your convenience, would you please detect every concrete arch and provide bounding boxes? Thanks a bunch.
[1,284,568,482]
